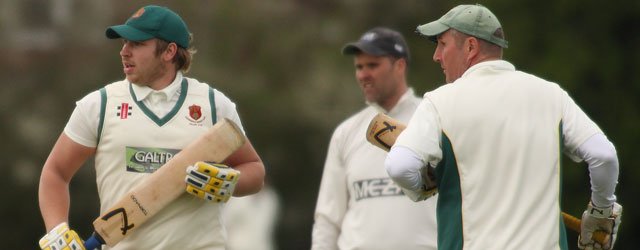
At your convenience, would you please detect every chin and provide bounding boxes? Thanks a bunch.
[126,76,138,83]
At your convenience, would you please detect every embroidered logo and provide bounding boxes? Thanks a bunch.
[117,103,133,119]
[186,104,205,124]
[131,7,145,19]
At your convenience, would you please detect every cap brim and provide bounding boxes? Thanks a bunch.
[106,25,154,42]
[342,41,387,56]
[416,21,450,42]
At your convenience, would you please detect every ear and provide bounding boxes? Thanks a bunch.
[162,43,178,62]
[465,37,480,61]
[396,58,407,71]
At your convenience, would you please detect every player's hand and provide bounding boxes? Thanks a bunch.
[185,161,240,203]
[39,222,86,250]
[578,201,622,250]
[402,164,438,202]
[401,185,437,202]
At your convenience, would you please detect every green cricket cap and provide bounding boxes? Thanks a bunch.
[106,5,190,48]
[416,4,508,48]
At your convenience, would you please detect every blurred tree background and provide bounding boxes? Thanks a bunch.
[1,0,637,249]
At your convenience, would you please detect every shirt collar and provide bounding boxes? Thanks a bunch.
[130,72,184,102]
[368,88,416,114]
[460,60,515,78]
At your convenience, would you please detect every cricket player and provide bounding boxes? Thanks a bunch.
[312,27,437,250]
[385,4,621,250]
[38,5,265,249]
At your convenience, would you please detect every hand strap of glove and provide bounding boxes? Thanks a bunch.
[185,161,240,202]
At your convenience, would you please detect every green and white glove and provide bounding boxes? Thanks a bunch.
[578,201,622,250]
[185,161,240,203]
[39,222,85,250]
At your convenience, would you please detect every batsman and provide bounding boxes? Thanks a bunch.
[38,5,265,249]
[384,4,622,250]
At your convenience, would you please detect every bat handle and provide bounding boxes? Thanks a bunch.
[561,212,610,245]
[84,232,105,250]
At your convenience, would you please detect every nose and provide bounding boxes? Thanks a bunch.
[432,50,440,63]
[120,42,131,57]
[356,68,370,81]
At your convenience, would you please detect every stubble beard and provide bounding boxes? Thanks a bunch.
[128,60,167,88]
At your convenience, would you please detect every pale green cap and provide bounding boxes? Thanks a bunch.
[416,4,508,48]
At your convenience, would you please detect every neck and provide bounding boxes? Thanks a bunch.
[148,70,178,91]
[380,83,408,111]
[472,53,501,64]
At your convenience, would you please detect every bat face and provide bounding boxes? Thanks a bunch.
[87,118,245,247]
[366,113,406,151]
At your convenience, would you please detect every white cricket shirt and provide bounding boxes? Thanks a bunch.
[394,60,607,250]
[64,73,244,249]
[312,89,437,250]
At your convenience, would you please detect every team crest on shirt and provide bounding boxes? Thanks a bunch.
[186,104,205,125]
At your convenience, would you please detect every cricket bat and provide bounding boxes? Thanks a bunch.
[365,113,609,245]
[83,118,246,249]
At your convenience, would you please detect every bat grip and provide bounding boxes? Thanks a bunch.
[562,212,609,245]
[84,232,105,250]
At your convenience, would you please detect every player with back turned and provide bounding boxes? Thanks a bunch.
[385,4,622,250]
[38,5,265,249]
[312,27,437,250]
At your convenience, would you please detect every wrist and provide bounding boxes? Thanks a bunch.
[587,201,613,218]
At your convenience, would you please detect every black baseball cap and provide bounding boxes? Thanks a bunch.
[342,27,410,61]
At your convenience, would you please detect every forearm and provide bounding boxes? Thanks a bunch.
[385,146,425,190]
[576,133,619,207]
[38,133,94,231]
[222,139,265,197]
[232,160,265,196]
[38,167,72,231]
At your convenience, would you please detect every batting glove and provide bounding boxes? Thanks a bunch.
[185,161,240,203]
[402,164,438,202]
[39,222,85,250]
[578,201,622,250]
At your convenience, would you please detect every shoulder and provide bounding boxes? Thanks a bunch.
[102,80,130,97]
[185,77,235,99]
[184,77,214,95]
[76,79,126,106]
[510,70,567,99]
[75,89,103,109]
[333,106,376,137]
[425,82,455,99]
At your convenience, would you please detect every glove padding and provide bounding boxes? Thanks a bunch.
[185,161,240,203]
[39,222,85,250]
[578,201,622,250]
[402,164,438,202]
